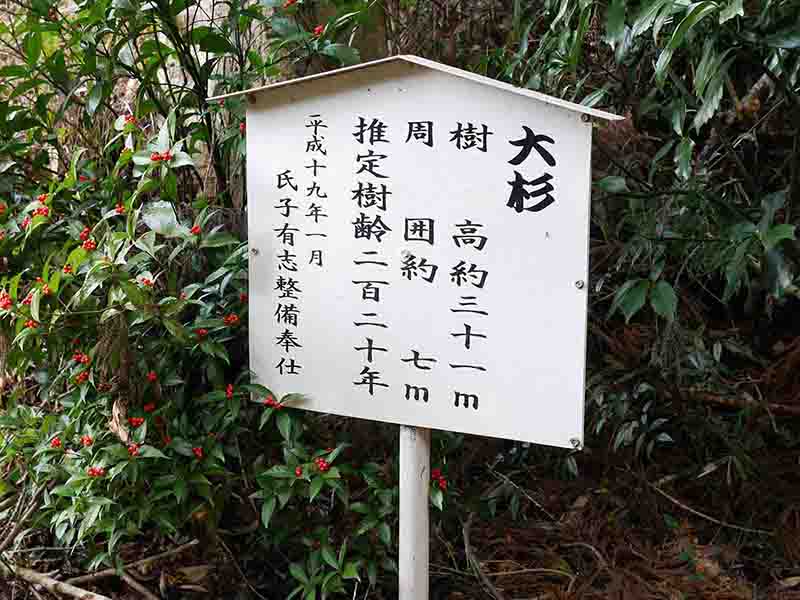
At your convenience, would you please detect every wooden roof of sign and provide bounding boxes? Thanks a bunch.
[208,55,622,121]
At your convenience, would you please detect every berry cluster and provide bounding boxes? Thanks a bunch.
[21,293,33,305]
[190,224,201,235]
[431,468,447,491]
[37,193,47,204]
[313,24,324,36]
[127,443,140,457]
[141,277,153,287]
[192,447,203,460]
[73,351,91,365]
[62,264,72,274]
[80,435,93,447]
[282,0,296,7]
[263,395,283,410]
[226,383,234,399]
[82,239,97,251]
[239,292,248,303]
[115,203,125,215]
[143,402,156,413]
[79,175,89,182]
[25,319,38,329]
[0,291,11,310]
[50,437,62,449]
[87,466,106,477]
[314,456,331,473]
[128,417,144,428]
[223,313,239,326]
[21,216,31,229]
[74,371,90,385]
[33,206,49,217]
[0,203,6,214]
[41,284,51,296]
[195,328,208,338]
[79,227,91,241]
[124,114,137,126]
[150,151,173,163]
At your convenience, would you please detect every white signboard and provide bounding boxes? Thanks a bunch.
[244,57,605,448]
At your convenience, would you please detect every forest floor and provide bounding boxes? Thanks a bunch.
[2,428,799,600]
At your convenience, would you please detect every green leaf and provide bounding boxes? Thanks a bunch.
[142,201,184,237]
[605,0,626,48]
[655,2,718,85]
[276,411,292,441]
[650,281,677,321]
[377,523,391,546]
[342,562,360,580]
[718,0,743,23]
[430,487,444,511]
[595,176,628,193]
[87,82,104,116]
[609,279,649,323]
[199,232,239,248]
[674,137,694,181]
[309,477,324,502]
[764,27,800,49]
[321,44,360,66]
[198,32,233,54]
[289,563,309,585]
[631,0,669,38]
[30,288,41,322]
[764,224,796,250]
[139,445,167,459]
[261,497,276,528]
[321,546,339,570]
[24,32,42,65]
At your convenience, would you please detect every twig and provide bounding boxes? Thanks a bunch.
[488,567,575,582]
[0,486,45,553]
[121,572,160,600]
[562,542,608,569]
[3,564,112,600]
[462,513,508,600]
[648,482,773,536]
[65,539,198,585]
[0,494,19,513]
[487,468,557,521]
[218,537,270,600]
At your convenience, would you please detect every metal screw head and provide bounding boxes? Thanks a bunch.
[581,114,591,122]
[570,438,583,451]
[575,280,585,289]
[250,248,260,256]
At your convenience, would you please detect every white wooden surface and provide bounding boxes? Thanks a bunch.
[247,59,591,448]
[399,426,430,600]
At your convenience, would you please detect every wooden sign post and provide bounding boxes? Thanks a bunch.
[210,55,619,598]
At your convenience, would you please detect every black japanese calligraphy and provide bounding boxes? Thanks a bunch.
[275,303,299,326]
[275,276,301,299]
[451,323,486,349]
[404,218,434,244]
[353,212,391,242]
[352,182,391,211]
[449,122,492,152]
[355,337,388,362]
[401,350,437,370]
[276,357,302,375]
[401,253,438,282]
[309,250,323,267]
[356,150,389,179]
[353,117,389,145]
[353,367,388,395]
[508,126,556,167]
[452,219,487,250]
[406,121,433,147]
[450,261,488,289]
[274,223,299,246]
[506,171,555,213]
[352,280,388,302]
[277,169,298,191]
[276,328,302,352]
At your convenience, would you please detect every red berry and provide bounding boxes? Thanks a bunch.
[146,371,157,382]
[240,292,248,303]
[0,203,5,214]
[438,478,447,491]
[282,0,296,7]
[50,437,62,449]
[143,402,156,413]
[81,435,93,447]
[192,447,203,460]
[128,417,144,428]
[295,466,303,477]
[37,193,48,204]
[431,468,442,480]
[150,151,161,162]
[239,122,246,134]
[164,435,172,445]
[25,319,38,329]
[0,292,11,310]
[190,225,201,235]
[195,328,208,338]
[226,384,234,399]
[313,24,324,36]
[21,216,31,229]
[63,264,72,274]
[127,443,140,457]
[82,239,96,251]
[79,227,90,241]
[141,277,153,287]
[223,314,239,326]
[115,203,125,215]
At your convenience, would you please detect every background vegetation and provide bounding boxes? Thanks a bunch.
[0,0,798,598]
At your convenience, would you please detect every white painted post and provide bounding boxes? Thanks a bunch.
[399,425,430,600]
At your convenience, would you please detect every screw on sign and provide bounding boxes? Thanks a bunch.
[215,55,620,599]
